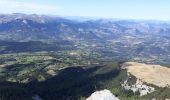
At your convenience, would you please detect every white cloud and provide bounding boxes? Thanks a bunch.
[0,0,61,14]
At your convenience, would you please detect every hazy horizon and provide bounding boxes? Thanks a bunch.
[0,0,170,21]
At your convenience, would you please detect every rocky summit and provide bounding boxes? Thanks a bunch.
[86,89,119,100]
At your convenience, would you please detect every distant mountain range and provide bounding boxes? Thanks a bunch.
[1,13,170,64]
[0,13,170,42]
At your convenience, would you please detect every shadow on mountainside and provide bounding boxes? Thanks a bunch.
[30,65,120,100]
[0,65,120,100]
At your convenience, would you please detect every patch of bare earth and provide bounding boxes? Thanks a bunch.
[0,64,6,67]
[121,62,170,88]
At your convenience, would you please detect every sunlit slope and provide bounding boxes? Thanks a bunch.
[122,62,170,87]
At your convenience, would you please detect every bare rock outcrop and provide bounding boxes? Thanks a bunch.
[86,89,119,100]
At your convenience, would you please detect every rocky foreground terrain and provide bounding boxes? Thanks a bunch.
[87,62,170,100]
[86,89,119,100]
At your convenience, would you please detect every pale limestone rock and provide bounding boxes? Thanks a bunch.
[86,89,119,100]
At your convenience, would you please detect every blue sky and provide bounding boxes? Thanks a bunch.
[0,0,170,20]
